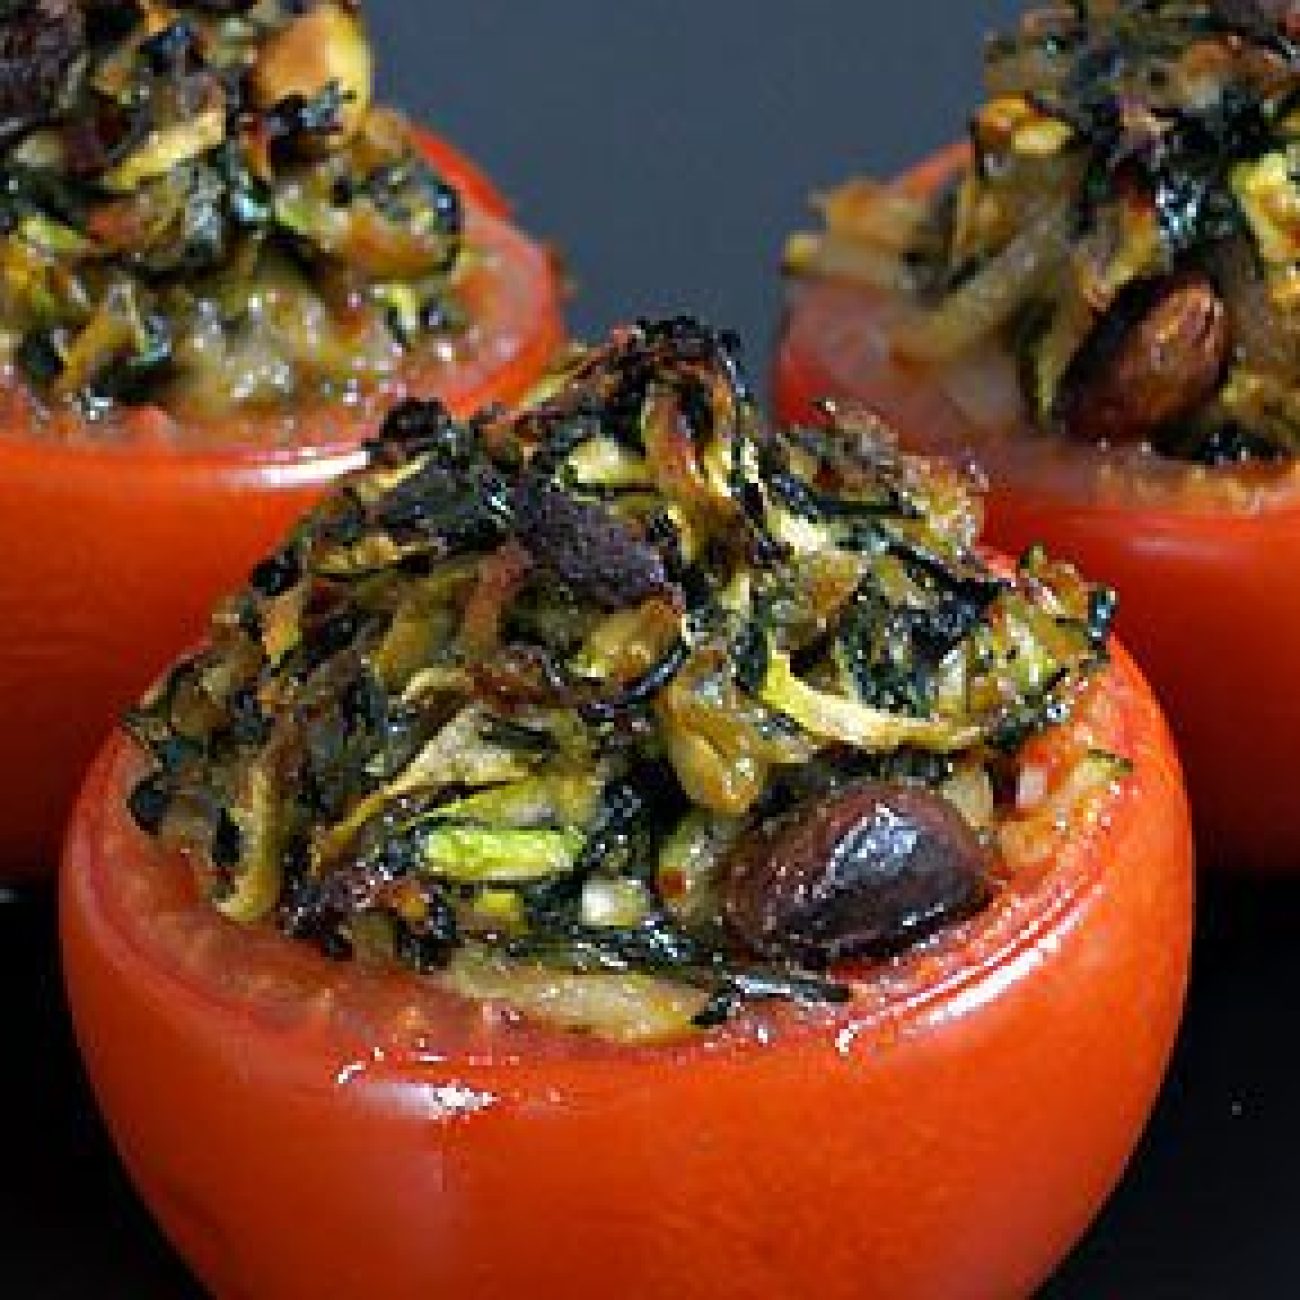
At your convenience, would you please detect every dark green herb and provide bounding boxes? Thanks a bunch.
[733,595,774,696]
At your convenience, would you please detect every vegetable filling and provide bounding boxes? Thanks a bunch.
[127,318,1118,1039]
[787,0,1300,465]
[0,1,467,421]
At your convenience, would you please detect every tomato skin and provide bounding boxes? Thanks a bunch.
[61,644,1192,1300]
[0,133,563,884]
[776,144,1300,873]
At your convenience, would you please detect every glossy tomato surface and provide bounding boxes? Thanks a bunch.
[0,132,563,883]
[62,643,1192,1300]
[777,144,1300,874]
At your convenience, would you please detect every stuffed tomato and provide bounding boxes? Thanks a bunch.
[0,0,563,879]
[778,0,1300,872]
[63,320,1192,1300]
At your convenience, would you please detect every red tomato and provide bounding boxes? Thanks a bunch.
[0,132,564,883]
[777,143,1300,873]
[61,642,1192,1300]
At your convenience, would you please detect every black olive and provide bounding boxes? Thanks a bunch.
[723,781,989,967]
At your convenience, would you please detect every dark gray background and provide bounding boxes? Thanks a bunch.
[378,0,1027,368]
[4,2,1297,1296]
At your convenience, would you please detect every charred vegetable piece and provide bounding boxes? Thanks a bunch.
[514,475,674,611]
[0,0,465,418]
[787,0,1300,463]
[0,0,83,144]
[722,782,990,966]
[126,319,1117,1037]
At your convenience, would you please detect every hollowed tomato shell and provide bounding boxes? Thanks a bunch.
[61,642,1192,1300]
[0,132,564,882]
[776,143,1300,874]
